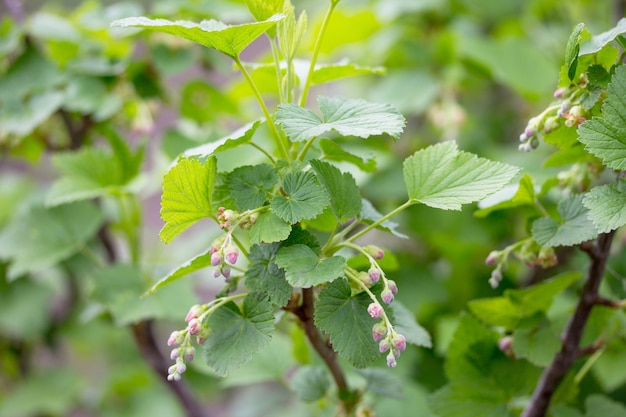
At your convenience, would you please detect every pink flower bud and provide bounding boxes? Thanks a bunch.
[381,289,394,304]
[167,331,181,346]
[372,322,386,342]
[211,252,222,266]
[387,280,398,294]
[184,346,196,361]
[364,245,384,260]
[188,318,201,336]
[368,267,381,283]
[167,373,182,381]
[224,245,239,264]
[168,365,177,375]
[485,251,499,266]
[196,336,207,344]
[391,333,407,352]
[379,339,390,353]
[213,269,222,278]
[185,305,203,322]
[367,303,383,319]
[358,271,372,287]
[176,362,187,374]
[386,352,397,368]
[554,87,567,98]
[220,266,231,279]
[170,348,181,360]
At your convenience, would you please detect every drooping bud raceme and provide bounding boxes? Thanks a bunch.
[220,266,231,280]
[488,268,503,289]
[367,303,383,319]
[485,251,500,266]
[386,352,397,368]
[364,245,384,260]
[184,346,195,362]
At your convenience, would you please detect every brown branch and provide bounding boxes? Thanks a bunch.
[522,231,616,417]
[58,110,92,150]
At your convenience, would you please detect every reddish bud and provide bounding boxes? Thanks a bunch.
[391,333,407,352]
[184,346,196,361]
[368,267,381,283]
[386,352,397,368]
[220,266,231,279]
[367,303,383,319]
[364,245,384,260]
[372,322,386,342]
[211,252,222,266]
[176,362,187,374]
[185,305,203,322]
[485,251,499,266]
[379,339,391,353]
[381,289,394,304]
[170,348,181,360]
[188,318,201,335]
[224,245,239,264]
[167,330,182,346]
[387,280,398,294]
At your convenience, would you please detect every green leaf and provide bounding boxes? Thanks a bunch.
[391,302,432,348]
[275,244,345,288]
[270,171,329,224]
[0,91,64,138]
[0,278,54,340]
[565,23,585,81]
[578,65,626,170]
[289,366,329,402]
[512,321,560,367]
[228,163,278,211]
[148,248,214,294]
[310,160,362,222]
[314,279,380,368]
[160,156,216,243]
[583,181,626,233]
[182,121,260,158]
[276,96,405,142]
[360,199,408,239]
[532,194,598,247]
[475,174,536,218]
[249,212,291,244]
[580,18,626,55]
[111,14,284,58]
[584,395,626,417]
[429,386,513,417]
[311,61,385,85]
[0,202,103,280]
[319,138,377,172]
[403,141,520,210]
[203,294,275,377]
[245,243,291,307]
[358,368,405,400]
[245,0,283,22]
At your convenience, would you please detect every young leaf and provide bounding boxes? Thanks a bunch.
[311,62,386,85]
[403,141,519,210]
[228,164,278,211]
[319,138,377,172]
[512,321,560,367]
[245,243,291,307]
[274,244,345,288]
[182,121,261,159]
[532,194,598,247]
[276,96,406,142]
[270,171,329,224]
[474,174,535,218]
[314,279,380,368]
[0,202,103,280]
[249,212,292,244]
[111,15,284,58]
[360,199,408,239]
[583,181,626,233]
[565,23,585,81]
[390,302,432,348]
[584,395,626,417]
[578,65,626,171]
[579,18,626,55]
[160,156,216,244]
[310,160,362,222]
[203,294,275,377]
[245,0,283,23]
[147,247,214,294]
[289,366,329,402]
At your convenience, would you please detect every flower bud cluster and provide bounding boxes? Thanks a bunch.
[217,207,238,229]
[486,240,558,288]
[377,331,407,368]
[209,235,239,280]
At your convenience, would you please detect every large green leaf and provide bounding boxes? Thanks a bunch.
[578,65,626,170]
[147,248,213,294]
[203,294,275,377]
[310,160,362,222]
[584,395,626,417]
[579,18,626,55]
[245,243,292,307]
[512,321,560,367]
[276,96,405,142]
[319,138,376,172]
[160,156,216,243]
[583,181,626,233]
[314,279,380,368]
[0,202,103,280]
[111,14,284,58]
[532,194,598,247]
[228,163,278,211]
[391,302,432,348]
[289,366,330,402]
[475,174,536,218]
[182,121,260,158]
[403,141,519,210]
[0,91,64,138]
[249,212,292,244]
[310,61,385,85]
[275,244,345,288]
[565,23,585,81]
[270,171,329,224]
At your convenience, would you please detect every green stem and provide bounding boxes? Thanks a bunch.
[234,56,290,160]
[297,136,318,161]
[299,1,338,107]
[269,37,285,104]
[248,142,276,164]
[346,200,414,243]
[203,293,248,317]
[575,347,604,384]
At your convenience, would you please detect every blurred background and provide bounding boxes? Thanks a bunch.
[0,0,624,416]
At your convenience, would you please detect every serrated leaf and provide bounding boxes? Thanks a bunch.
[270,171,329,224]
[148,248,214,294]
[565,23,585,81]
[182,121,260,158]
[475,174,536,218]
[245,243,291,307]
[0,202,103,280]
[578,65,626,170]
[228,164,278,211]
[512,321,560,367]
[249,212,292,244]
[429,386,513,417]
[391,302,432,348]
[580,18,626,55]
[310,160,362,222]
[360,199,408,239]
[319,139,376,172]
[160,156,216,243]
[111,15,284,58]
[311,62,385,85]
[468,297,521,329]
[358,368,404,400]
[583,181,626,233]
[203,294,275,377]
[245,0,283,22]
[282,226,321,254]
[587,65,611,88]
[0,91,64,138]
[275,244,345,288]
[276,96,405,142]
[532,194,598,247]
[403,141,519,210]
[584,395,626,417]
[289,366,329,402]
[314,279,380,368]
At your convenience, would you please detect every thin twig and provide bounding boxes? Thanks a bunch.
[522,231,616,417]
